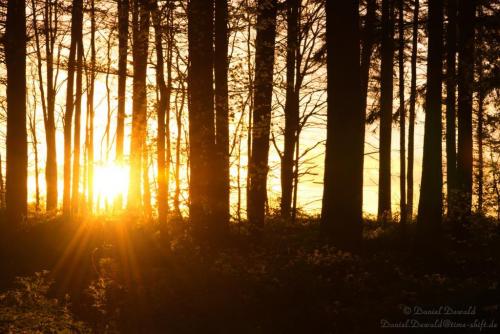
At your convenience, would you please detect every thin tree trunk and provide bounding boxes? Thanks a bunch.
[143,138,152,218]
[152,0,168,224]
[116,0,129,163]
[398,0,406,225]
[417,0,444,246]
[378,0,394,222]
[321,0,363,247]
[476,48,484,213]
[0,155,5,210]
[360,0,377,116]
[71,25,84,215]
[248,0,277,229]
[87,0,96,213]
[456,0,475,217]
[128,0,150,211]
[445,0,458,217]
[281,0,299,220]
[407,0,418,222]
[214,0,230,228]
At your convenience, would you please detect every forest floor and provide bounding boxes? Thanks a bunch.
[0,214,499,333]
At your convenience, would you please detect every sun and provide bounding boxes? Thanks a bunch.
[93,162,129,206]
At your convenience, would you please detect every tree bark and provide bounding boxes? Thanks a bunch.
[417,0,444,245]
[214,0,230,228]
[280,0,300,220]
[407,0,418,222]
[398,0,406,225]
[63,0,83,217]
[127,0,150,211]
[321,0,363,247]
[445,0,458,217]
[248,0,277,229]
[377,0,394,222]
[116,0,129,163]
[456,0,475,217]
[188,0,216,232]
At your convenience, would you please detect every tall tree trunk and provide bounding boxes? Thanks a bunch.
[214,0,230,228]
[116,0,129,163]
[417,0,444,245]
[143,137,152,218]
[248,0,277,229]
[360,0,377,116]
[188,0,216,232]
[456,0,475,217]
[152,0,169,224]
[87,0,96,213]
[0,155,5,210]
[377,0,394,222]
[71,26,84,215]
[445,0,458,217]
[407,0,418,222]
[127,0,150,211]
[5,0,28,223]
[476,21,484,214]
[398,0,406,225]
[280,0,299,220]
[321,0,363,247]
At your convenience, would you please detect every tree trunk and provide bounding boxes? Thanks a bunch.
[127,0,150,211]
[445,0,458,217]
[63,0,83,217]
[377,0,394,222]
[417,0,444,245]
[398,0,406,225]
[5,0,28,223]
[152,0,169,224]
[360,0,377,116]
[407,0,418,222]
[116,0,129,163]
[188,0,216,232]
[71,24,84,215]
[214,0,230,228]
[280,0,299,220]
[321,0,363,247]
[456,0,475,217]
[87,0,96,213]
[248,0,277,229]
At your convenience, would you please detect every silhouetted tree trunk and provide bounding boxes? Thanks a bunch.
[5,0,28,223]
[360,0,376,116]
[476,13,484,213]
[407,0,418,222]
[445,0,458,217]
[280,0,299,220]
[143,138,152,218]
[87,0,96,213]
[248,0,277,229]
[152,0,168,224]
[456,0,475,217]
[321,0,364,247]
[71,23,84,215]
[0,155,5,210]
[378,0,394,222]
[417,0,444,245]
[128,0,150,211]
[116,0,129,163]
[188,0,216,231]
[214,0,230,228]
[398,0,406,225]
[63,0,83,216]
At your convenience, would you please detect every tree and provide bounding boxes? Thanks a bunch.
[116,0,129,164]
[152,0,170,225]
[456,0,475,217]
[417,0,444,244]
[187,0,217,232]
[407,0,418,222]
[248,0,277,229]
[280,0,300,220]
[63,0,83,216]
[214,0,230,228]
[360,0,377,117]
[127,0,150,211]
[397,0,406,225]
[445,0,458,217]
[378,0,394,222]
[321,0,364,247]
